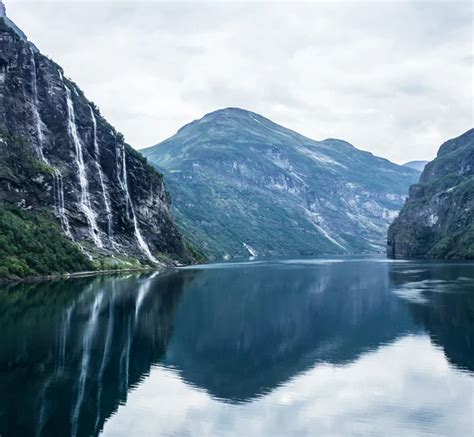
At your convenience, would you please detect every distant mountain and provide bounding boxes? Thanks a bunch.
[403,161,429,172]
[0,5,196,278]
[388,129,474,259]
[142,108,420,258]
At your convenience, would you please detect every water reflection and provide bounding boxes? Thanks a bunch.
[0,258,472,436]
[164,260,416,402]
[0,273,188,437]
[389,262,474,372]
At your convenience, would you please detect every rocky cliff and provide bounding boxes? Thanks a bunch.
[388,129,474,259]
[0,10,194,273]
[143,108,421,258]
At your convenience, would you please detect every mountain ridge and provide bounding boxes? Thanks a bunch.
[143,108,421,258]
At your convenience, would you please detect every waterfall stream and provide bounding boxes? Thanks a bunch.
[117,142,158,263]
[62,78,103,248]
[30,50,46,162]
[89,106,114,238]
[29,53,72,237]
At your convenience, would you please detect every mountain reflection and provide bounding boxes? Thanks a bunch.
[163,260,415,402]
[388,263,474,373]
[0,259,472,437]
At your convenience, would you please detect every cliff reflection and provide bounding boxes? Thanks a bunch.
[389,263,474,373]
[0,272,187,437]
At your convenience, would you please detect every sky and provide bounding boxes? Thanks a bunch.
[6,0,473,163]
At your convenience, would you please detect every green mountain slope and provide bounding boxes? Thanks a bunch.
[143,108,420,258]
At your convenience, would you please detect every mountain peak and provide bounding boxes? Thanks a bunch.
[175,107,266,136]
[201,107,263,122]
[207,107,256,116]
[0,0,32,47]
[143,110,420,258]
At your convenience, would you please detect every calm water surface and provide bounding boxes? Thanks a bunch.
[0,257,473,436]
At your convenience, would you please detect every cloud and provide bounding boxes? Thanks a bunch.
[7,1,473,163]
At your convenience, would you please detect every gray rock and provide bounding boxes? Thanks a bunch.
[0,17,193,265]
[387,129,474,259]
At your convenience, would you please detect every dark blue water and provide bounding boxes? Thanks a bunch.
[0,257,472,436]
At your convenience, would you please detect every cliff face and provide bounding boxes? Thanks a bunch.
[0,16,192,267]
[143,108,420,258]
[388,129,474,259]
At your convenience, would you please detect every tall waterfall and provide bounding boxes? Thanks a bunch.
[30,53,72,237]
[89,106,114,238]
[30,50,46,161]
[117,142,158,264]
[62,78,103,248]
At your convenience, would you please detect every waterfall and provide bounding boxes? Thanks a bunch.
[30,54,72,237]
[117,142,158,263]
[89,106,114,238]
[29,49,46,161]
[62,79,103,248]
[71,293,104,437]
[52,170,73,238]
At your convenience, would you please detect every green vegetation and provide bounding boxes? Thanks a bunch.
[0,205,93,280]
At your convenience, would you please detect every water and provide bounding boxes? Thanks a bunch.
[116,141,158,263]
[0,257,472,437]
[89,106,114,239]
[62,78,103,248]
[29,48,46,162]
[29,54,72,237]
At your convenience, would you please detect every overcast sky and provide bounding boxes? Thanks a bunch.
[6,0,473,163]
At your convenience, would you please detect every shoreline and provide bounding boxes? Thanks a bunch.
[0,266,163,285]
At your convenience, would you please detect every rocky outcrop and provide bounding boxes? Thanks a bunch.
[387,129,474,259]
[0,11,193,266]
[142,108,420,258]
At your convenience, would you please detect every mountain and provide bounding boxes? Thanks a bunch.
[388,129,474,259]
[142,108,421,258]
[0,5,197,278]
[403,160,429,172]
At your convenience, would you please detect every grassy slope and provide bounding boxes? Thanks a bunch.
[0,127,94,280]
[0,205,93,279]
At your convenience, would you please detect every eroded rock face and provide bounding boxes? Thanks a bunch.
[387,129,474,259]
[0,18,191,264]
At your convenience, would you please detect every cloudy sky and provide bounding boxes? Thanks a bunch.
[7,0,473,163]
